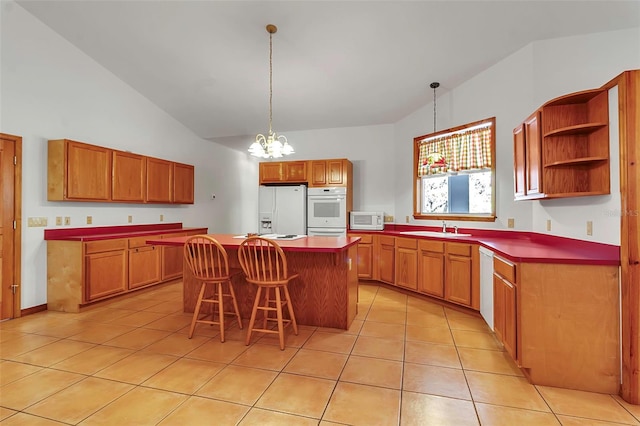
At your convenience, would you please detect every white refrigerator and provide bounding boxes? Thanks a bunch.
[258,185,307,235]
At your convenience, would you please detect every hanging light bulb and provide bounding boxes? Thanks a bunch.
[249,24,294,158]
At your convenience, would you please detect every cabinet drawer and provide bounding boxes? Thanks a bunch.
[396,237,417,250]
[447,242,472,257]
[379,235,395,246]
[129,236,154,249]
[494,256,516,282]
[419,240,444,253]
[85,239,127,254]
[350,234,372,244]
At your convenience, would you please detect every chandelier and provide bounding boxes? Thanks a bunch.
[248,24,294,158]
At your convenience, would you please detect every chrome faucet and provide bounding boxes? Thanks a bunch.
[442,221,447,233]
[454,226,458,234]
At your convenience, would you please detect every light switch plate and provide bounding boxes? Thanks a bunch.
[507,218,515,228]
[56,216,62,226]
[384,215,394,223]
[546,219,551,231]
[127,215,133,223]
[160,214,164,222]
[64,217,71,226]
[86,216,92,225]
[587,221,593,236]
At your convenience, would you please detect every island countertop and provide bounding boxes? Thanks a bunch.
[147,233,361,253]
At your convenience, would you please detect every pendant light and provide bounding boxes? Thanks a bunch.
[248,24,294,158]
[430,81,440,132]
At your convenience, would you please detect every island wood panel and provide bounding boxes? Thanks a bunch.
[46,241,83,312]
[519,262,620,394]
[183,247,358,329]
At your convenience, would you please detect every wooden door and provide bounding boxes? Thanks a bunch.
[445,254,472,306]
[356,243,373,279]
[378,240,395,284]
[112,150,145,202]
[418,249,445,298]
[310,161,328,186]
[395,247,418,290]
[513,124,526,198]
[259,162,283,183]
[327,160,345,185]
[129,246,161,289]
[146,157,172,202]
[0,134,21,319]
[85,250,127,301]
[173,162,194,204]
[503,278,517,359]
[161,232,188,280]
[524,111,543,196]
[66,141,111,200]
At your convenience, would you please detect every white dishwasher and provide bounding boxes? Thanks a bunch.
[479,247,494,330]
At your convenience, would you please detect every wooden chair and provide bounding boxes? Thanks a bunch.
[237,236,299,350]
[184,235,242,342]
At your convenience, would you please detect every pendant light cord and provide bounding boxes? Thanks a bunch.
[430,81,439,133]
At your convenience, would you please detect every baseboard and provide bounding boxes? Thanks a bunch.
[21,304,47,316]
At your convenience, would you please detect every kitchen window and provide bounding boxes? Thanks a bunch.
[413,117,496,221]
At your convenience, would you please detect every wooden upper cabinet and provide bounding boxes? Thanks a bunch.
[173,162,194,204]
[309,159,350,187]
[515,87,610,200]
[259,161,307,184]
[146,157,172,203]
[112,150,145,202]
[49,139,194,204]
[48,139,111,201]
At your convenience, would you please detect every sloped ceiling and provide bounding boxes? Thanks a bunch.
[14,0,640,150]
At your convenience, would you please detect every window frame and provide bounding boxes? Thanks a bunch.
[413,117,497,222]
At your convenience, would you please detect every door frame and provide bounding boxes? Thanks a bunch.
[1,133,22,319]
[604,71,640,404]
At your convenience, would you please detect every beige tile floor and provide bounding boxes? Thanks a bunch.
[0,281,637,425]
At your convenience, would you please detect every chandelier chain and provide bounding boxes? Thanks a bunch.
[269,30,273,134]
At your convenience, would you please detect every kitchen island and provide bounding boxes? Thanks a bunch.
[148,234,361,330]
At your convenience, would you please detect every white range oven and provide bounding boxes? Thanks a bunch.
[307,187,347,236]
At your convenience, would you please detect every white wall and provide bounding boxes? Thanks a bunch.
[393,27,640,244]
[1,2,257,309]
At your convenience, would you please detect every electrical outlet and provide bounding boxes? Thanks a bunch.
[56,216,62,226]
[64,217,71,226]
[160,214,164,222]
[507,218,515,228]
[127,215,133,223]
[384,215,394,223]
[546,219,551,231]
[587,221,593,236]
[86,216,92,225]
[405,215,410,223]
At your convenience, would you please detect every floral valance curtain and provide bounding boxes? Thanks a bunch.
[417,125,492,176]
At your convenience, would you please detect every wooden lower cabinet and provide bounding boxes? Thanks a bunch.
[128,236,161,289]
[349,233,373,279]
[418,240,445,298]
[395,238,418,290]
[85,249,127,301]
[377,235,395,284]
[445,243,473,306]
[47,229,205,312]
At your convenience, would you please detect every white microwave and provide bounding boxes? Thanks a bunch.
[350,212,384,230]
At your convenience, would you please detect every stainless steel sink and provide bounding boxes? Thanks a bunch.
[399,230,472,237]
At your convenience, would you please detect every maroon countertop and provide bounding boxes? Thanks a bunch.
[44,223,208,242]
[149,234,361,254]
[350,224,620,266]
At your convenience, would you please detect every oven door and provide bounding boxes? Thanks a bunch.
[307,193,347,229]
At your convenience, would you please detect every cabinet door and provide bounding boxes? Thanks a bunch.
[259,162,283,183]
[327,160,345,185]
[173,162,194,204]
[493,274,506,342]
[395,247,418,290]
[146,158,172,202]
[513,125,526,199]
[357,243,373,279]
[85,251,127,301]
[129,245,161,289]
[418,249,445,297]
[112,151,145,202]
[161,232,189,280]
[378,241,395,284]
[284,161,307,182]
[524,111,543,197]
[66,141,111,200]
[310,161,328,186]
[503,278,517,359]
[445,254,473,306]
